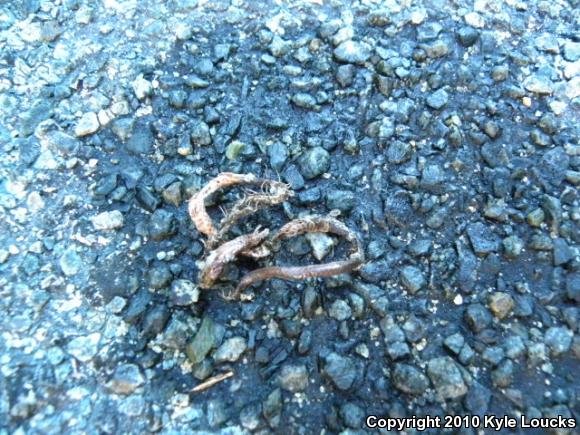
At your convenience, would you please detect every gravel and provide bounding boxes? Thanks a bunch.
[1,0,578,432]
[90,210,124,230]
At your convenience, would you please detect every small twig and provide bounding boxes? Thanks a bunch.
[191,371,234,393]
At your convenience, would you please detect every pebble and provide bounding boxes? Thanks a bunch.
[553,238,572,266]
[482,346,505,366]
[90,210,124,230]
[269,35,290,57]
[426,89,449,109]
[387,341,410,360]
[148,264,172,289]
[488,292,514,320]
[328,299,352,321]
[400,266,425,293]
[278,364,309,392]
[126,122,154,154]
[567,273,580,302]
[444,333,465,355]
[66,333,101,362]
[544,327,573,356]
[424,39,451,58]
[190,120,211,146]
[213,337,247,363]
[326,190,355,212]
[465,303,492,332]
[491,65,509,82]
[502,235,524,259]
[186,317,217,365]
[523,74,553,95]
[387,141,412,164]
[106,364,145,395]
[291,93,318,111]
[504,336,526,359]
[491,360,513,387]
[392,363,428,395]
[162,181,182,207]
[323,352,356,390]
[75,112,100,137]
[464,12,484,28]
[142,306,169,338]
[427,357,467,399]
[45,131,81,156]
[132,76,152,100]
[148,209,176,240]
[333,40,372,64]
[59,247,83,276]
[368,9,392,26]
[465,382,491,415]
[526,208,545,227]
[336,64,354,87]
[563,41,580,62]
[268,142,288,171]
[360,260,392,283]
[299,147,330,179]
[466,222,500,255]
[170,279,199,306]
[306,233,335,261]
[339,402,365,429]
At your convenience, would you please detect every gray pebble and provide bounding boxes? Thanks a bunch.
[75,112,100,137]
[185,317,217,365]
[106,364,145,395]
[323,352,356,390]
[268,142,288,171]
[147,263,173,289]
[392,363,428,395]
[523,74,553,95]
[170,279,199,306]
[400,266,425,293]
[444,333,465,355]
[329,299,352,321]
[190,120,211,146]
[457,27,479,47]
[491,360,513,387]
[291,93,319,111]
[326,189,355,212]
[544,327,573,356]
[333,40,372,64]
[467,222,500,255]
[126,122,154,154]
[90,210,124,230]
[60,247,83,276]
[465,303,492,332]
[66,333,100,362]
[427,357,467,399]
[306,232,334,261]
[213,337,246,363]
[567,273,580,302]
[426,89,449,109]
[299,147,330,179]
[336,64,355,87]
[278,364,309,392]
[148,209,176,240]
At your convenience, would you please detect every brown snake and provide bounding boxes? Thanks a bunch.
[227,216,365,299]
[188,173,365,300]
